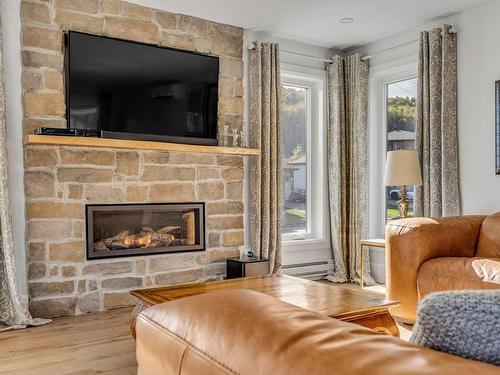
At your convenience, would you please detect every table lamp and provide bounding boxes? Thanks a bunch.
[383,150,422,218]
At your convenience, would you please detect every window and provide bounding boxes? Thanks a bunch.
[280,73,326,244]
[385,77,417,219]
[281,84,309,236]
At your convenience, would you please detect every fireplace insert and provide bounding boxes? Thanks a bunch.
[86,203,205,260]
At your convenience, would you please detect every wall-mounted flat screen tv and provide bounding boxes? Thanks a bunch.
[66,31,219,145]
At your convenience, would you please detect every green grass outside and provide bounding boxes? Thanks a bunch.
[387,207,414,219]
[285,208,306,219]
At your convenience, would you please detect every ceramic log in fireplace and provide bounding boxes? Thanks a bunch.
[86,203,205,260]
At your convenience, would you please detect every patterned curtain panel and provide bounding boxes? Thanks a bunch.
[324,55,375,286]
[248,42,282,273]
[415,25,461,217]
[0,22,49,331]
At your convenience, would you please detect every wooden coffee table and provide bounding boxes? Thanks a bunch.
[130,275,399,337]
[130,274,400,337]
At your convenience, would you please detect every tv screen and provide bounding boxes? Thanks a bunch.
[66,31,219,145]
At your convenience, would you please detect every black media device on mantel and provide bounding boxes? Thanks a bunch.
[35,127,99,137]
[65,31,219,146]
[35,127,81,136]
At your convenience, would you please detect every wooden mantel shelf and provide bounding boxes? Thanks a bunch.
[24,135,261,156]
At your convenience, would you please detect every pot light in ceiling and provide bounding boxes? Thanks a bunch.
[339,17,354,24]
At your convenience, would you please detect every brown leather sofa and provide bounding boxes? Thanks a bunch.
[135,289,498,375]
[386,212,500,322]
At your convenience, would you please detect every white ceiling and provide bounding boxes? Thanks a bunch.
[136,0,487,50]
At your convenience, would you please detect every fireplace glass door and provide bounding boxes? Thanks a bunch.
[86,203,205,259]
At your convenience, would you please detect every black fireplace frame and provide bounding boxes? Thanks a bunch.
[85,202,206,260]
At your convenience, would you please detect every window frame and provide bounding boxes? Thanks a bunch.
[280,70,329,254]
[368,62,418,238]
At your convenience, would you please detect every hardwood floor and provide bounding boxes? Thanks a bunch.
[0,307,136,375]
[0,282,412,374]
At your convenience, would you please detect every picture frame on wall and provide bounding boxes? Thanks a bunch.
[496,81,500,175]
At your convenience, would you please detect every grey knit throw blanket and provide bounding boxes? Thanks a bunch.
[410,290,500,366]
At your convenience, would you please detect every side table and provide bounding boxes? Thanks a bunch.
[360,238,386,289]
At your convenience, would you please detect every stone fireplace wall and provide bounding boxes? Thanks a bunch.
[21,0,245,317]
[25,148,244,317]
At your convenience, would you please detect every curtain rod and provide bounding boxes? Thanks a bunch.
[247,42,333,63]
[248,26,456,63]
[280,49,333,63]
[360,39,418,61]
[248,42,414,63]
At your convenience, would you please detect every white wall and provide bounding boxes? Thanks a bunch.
[455,0,500,214]
[353,0,500,282]
[1,0,27,295]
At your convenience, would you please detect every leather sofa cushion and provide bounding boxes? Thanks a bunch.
[135,289,500,375]
[418,257,500,299]
[476,212,500,258]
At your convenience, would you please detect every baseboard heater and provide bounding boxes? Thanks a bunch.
[282,260,331,280]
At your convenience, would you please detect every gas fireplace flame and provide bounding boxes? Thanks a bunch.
[123,236,133,246]
[136,234,152,246]
[122,234,152,247]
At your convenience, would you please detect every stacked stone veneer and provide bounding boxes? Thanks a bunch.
[20,0,245,317]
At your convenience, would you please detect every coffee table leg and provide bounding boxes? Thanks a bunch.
[342,310,400,337]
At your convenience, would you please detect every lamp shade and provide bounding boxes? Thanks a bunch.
[384,150,422,186]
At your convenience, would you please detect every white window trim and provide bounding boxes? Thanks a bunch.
[280,69,331,264]
[368,62,417,238]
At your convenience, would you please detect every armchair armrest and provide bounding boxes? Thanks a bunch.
[385,215,486,322]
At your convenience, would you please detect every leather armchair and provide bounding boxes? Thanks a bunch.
[386,213,500,323]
